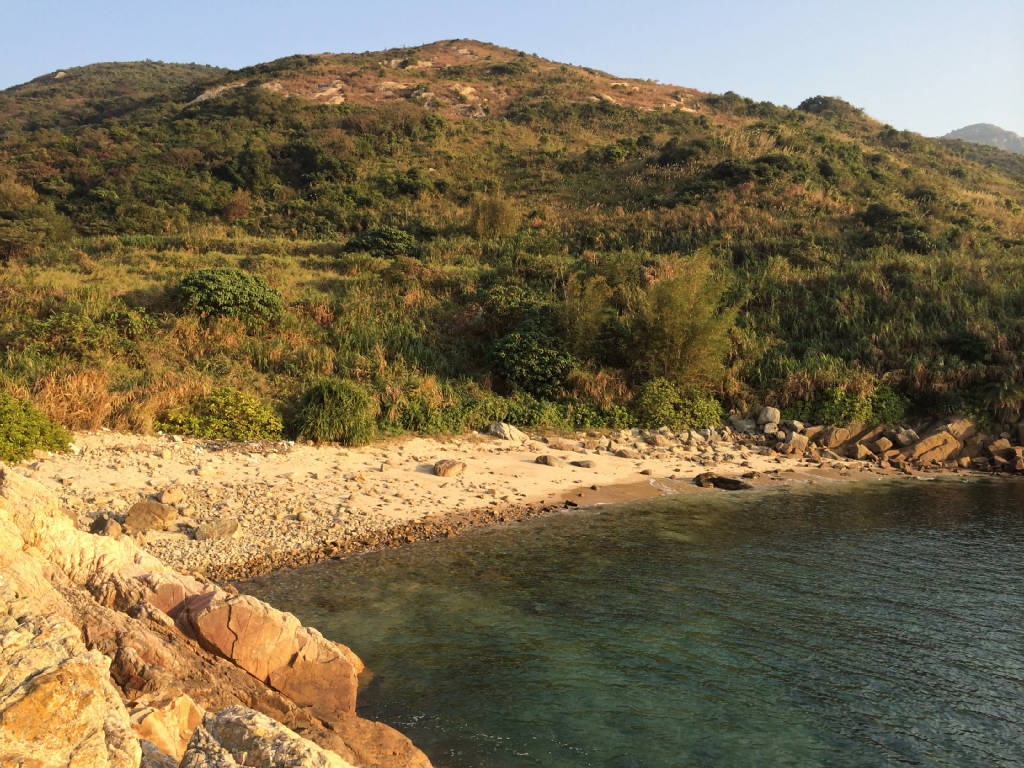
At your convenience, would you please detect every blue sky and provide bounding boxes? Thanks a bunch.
[2,0,1021,136]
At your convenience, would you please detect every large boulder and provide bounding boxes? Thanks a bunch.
[903,431,962,463]
[782,432,809,455]
[757,406,781,425]
[536,454,568,468]
[0,592,140,768]
[180,706,356,768]
[177,592,360,721]
[130,694,205,762]
[487,422,528,441]
[816,426,851,450]
[432,459,466,477]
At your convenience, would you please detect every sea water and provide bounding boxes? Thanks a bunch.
[242,478,1024,768]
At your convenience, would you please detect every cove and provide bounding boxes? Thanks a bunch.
[241,478,1024,768]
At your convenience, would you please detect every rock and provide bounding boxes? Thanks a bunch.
[849,443,876,461]
[894,428,920,447]
[728,416,757,434]
[180,706,355,768]
[158,487,186,506]
[693,473,754,490]
[757,406,781,425]
[570,460,596,468]
[487,422,528,441]
[904,431,962,463]
[536,455,568,468]
[762,422,779,437]
[432,459,466,477]
[780,420,805,433]
[178,593,360,722]
[869,436,894,454]
[140,739,179,768]
[124,500,178,534]
[130,694,205,762]
[0,601,140,768]
[817,426,851,450]
[90,514,123,537]
[944,419,977,441]
[614,448,640,459]
[645,433,671,447]
[783,432,809,454]
[803,425,825,442]
[195,518,240,541]
[986,438,1012,458]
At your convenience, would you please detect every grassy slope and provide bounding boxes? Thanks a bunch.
[1,41,1022,437]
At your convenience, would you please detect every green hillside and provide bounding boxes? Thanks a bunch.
[1,40,1022,441]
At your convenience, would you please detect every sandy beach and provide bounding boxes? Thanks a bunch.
[13,425,916,580]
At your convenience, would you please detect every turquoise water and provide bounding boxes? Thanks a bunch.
[242,479,1024,767]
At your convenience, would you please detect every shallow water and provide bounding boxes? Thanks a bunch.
[242,478,1024,767]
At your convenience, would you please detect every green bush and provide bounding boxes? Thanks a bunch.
[293,379,378,445]
[343,226,418,257]
[156,387,283,440]
[176,268,283,322]
[633,378,683,428]
[0,394,71,461]
[678,392,725,429]
[492,331,576,400]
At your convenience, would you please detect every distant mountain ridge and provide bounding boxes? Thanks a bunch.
[943,123,1024,154]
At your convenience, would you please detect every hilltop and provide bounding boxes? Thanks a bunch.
[943,123,1024,155]
[0,40,1022,445]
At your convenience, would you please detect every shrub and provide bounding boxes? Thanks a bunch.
[678,392,725,429]
[0,393,71,461]
[633,378,683,428]
[293,379,378,445]
[343,226,418,257]
[492,331,576,399]
[156,387,283,441]
[176,268,283,322]
[469,195,520,238]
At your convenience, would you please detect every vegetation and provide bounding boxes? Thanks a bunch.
[156,387,283,440]
[0,393,71,461]
[0,41,1021,444]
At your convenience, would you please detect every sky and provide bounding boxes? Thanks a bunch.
[1,0,1022,137]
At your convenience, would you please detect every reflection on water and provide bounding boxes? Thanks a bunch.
[243,479,1024,768]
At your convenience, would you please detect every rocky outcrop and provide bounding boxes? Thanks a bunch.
[181,707,356,768]
[0,469,431,768]
[487,422,528,441]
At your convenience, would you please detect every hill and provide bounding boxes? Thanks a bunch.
[0,40,1022,441]
[943,123,1024,154]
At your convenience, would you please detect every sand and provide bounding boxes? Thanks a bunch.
[12,426,914,579]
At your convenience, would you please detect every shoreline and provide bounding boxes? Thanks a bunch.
[14,424,988,582]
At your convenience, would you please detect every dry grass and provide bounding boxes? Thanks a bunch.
[33,368,124,430]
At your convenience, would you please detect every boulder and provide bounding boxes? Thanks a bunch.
[783,432,809,455]
[545,439,579,452]
[130,694,205,762]
[487,422,528,441]
[849,443,876,461]
[158,487,186,506]
[536,455,568,468]
[944,419,977,441]
[986,438,1013,458]
[180,706,356,768]
[817,426,851,450]
[728,416,757,434]
[757,406,781,425]
[903,431,962,463]
[432,459,466,477]
[693,473,754,490]
[90,514,123,537]
[780,420,805,433]
[614,448,640,459]
[570,459,596,468]
[195,518,240,541]
[177,593,359,721]
[894,428,920,447]
[0,600,140,768]
[803,425,825,443]
[762,422,779,437]
[645,433,671,447]
[869,436,893,455]
[124,500,178,534]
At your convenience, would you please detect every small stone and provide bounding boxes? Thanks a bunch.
[159,487,186,506]
[536,455,568,468]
